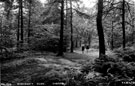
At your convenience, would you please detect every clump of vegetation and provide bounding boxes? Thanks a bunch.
[0,52,25,63]
[2,58,39,72]
[92,54,135,86]
[30,37,59,52]
[93,55,117,75]
[31,67,85,86]
[29,36,68,53]
[80,61,94,74]
[114,47,135,62]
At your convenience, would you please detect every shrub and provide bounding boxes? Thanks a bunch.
[81,61,94,74]
[93,55,135,80]
[31,67,86,86]
[0,51,27,63]
[0,27,14,49]
[114,47,135,62]
[93,57,117,75]
[29,36,68,52]
[31,70,65,86]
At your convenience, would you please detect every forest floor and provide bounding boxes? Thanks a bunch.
[1,48,115,84]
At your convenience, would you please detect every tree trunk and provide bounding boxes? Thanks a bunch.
[122,0,126,49]
[28,0,31,44]
[20,0,24,46]
[70,0,73,53]
[65,0,68,30]
[96,0,106,57]
[17,4,20,49]
[58,0,64,56]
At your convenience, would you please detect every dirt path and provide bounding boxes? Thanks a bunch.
[74,48,99,61]
[74,48,115,61]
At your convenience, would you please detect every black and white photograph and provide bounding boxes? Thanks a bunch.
[0,0,135,86]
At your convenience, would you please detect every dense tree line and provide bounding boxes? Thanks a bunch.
[0,0,135,57]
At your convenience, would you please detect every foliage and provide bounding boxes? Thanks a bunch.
[80,60,94,74]
[0,24,14,48]
[31,67,83,86]
[92,54,135,86]
[93,55,117,74]
[30,53,135,86]
[114,47,135,62]
[103,0,135,49]
[29,35,68,52]
[31,66,104,86]
[0,51,26,63]
[1,50,135,86]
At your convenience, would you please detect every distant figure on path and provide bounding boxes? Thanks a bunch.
[82,44,85,53]
[86,44,89,53]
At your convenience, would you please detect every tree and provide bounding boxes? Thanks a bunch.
[122,0,126,49]
[17,1,20,49]
[70,0,73,53]
[20,0,24,46]
[58,0,64,56]
[27,0,32,44]
[96,0,106,56]
[65,0,68,30]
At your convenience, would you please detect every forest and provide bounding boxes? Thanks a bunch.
[0,0,135,86]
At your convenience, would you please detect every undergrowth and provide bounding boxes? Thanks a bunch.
[1,48,135,86]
